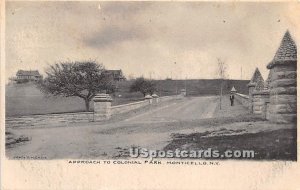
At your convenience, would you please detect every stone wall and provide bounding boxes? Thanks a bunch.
[111,100,150,115]
[234,93,249,108]
[110,95,178,115]
[6,112,94,128]
[93,94,179,121]
[6,95,180,128]
[159,95,181,102]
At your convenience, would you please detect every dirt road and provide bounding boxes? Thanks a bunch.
[124,96,218,123]
[6,96,240,159]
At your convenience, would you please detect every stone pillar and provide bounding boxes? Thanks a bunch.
[93,93,112,121]
[252,90,270,119]
[180,89,186,97]
[145,95,153,104]
[266,31,297,124]
[247,82,256,113]
[152,94,159,104]
[268,64,297,123]
[247,68,264,113]
[230,86,237,94]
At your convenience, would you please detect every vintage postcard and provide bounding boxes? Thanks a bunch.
[1,1,300,189]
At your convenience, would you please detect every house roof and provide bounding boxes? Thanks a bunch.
[16,70,41,76]
[267,30,297,69]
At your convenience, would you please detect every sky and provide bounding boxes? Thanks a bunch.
[5,1,300,82]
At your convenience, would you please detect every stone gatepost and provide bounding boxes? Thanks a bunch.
[247,68,264,113]
[247,82,256,113]
[145,95,153,104]
[152,94,159,104]
[252,73,270,118]
[93,93,112,121]
[180,89,186,97]
[267,30,297,124]
[252,90,270,119]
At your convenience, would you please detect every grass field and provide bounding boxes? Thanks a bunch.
[164,128,297,160]
[6,83,87,116]
[6,79,249,116]
[5,83,144,116]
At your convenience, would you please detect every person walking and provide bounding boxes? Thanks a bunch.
[230,93,235,106]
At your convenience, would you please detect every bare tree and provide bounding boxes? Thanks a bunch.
[216,58,228,110]
[37,61,116,111]
[127,73,135,81]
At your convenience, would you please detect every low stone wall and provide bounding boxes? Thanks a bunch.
[111,100,149,115]
[6,112,94,128]
[6,95,180,128]
[234,93,249,108]
[159,95,181,102]
[111,95,178,115]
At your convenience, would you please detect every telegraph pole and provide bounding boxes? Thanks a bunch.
[185,76,187,91]
[241,67,243,79]
[174,62,177,95]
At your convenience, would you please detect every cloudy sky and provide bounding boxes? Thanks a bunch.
[5,1,300,81]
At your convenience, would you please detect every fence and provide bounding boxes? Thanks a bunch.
[234,93,249,108]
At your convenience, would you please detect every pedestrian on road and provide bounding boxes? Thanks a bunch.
[230,93,235,106]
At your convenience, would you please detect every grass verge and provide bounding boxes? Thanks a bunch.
[164,128,297,160]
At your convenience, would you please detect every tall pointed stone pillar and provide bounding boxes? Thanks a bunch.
[247,68,264,113]
[230,86,237,94]
[267,30,297,124]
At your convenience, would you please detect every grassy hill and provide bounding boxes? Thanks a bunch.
[6,79,249,116]
[6,83,86,116]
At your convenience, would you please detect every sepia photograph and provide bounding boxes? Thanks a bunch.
[4,1,298,162]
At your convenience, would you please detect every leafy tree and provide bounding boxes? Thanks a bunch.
[130,77,157,96]
[38,61,115,111]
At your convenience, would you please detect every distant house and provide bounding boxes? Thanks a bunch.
[10,70,43,83]
[104,70,126,81]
